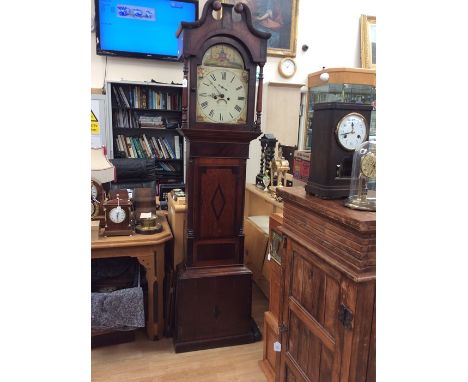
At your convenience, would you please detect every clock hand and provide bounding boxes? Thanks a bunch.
[208,79,223,97]
[199,92,218,99]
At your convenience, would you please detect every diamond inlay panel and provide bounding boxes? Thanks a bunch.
[211,184,226,220]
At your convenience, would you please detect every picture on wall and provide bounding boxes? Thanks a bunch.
[229,0,299,57]
[360,15,376,69]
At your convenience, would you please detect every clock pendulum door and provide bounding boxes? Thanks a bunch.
[173,0,270,353]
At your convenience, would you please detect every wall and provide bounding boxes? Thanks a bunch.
[91,0,377,182]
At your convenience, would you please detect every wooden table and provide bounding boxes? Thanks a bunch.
[91,217,173,340]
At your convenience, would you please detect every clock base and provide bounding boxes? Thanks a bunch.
[103,228,134,237]
[174,265,259,353]
[305,180,350,199]
[344,196,376,211]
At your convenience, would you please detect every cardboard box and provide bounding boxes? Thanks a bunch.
[293,150,311,181]
[91,220,100,241]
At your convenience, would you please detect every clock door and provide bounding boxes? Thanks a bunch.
[280,240,344,382]
[190,157,246,267]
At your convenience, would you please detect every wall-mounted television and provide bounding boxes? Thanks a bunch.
[95,0,198,61]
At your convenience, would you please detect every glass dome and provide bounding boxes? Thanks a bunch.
[344,141,376,211]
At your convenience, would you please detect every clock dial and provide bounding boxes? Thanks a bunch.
[336,113,367,151]
[360,152,376,178]
[91,183,98,199]
[109,206,126,224]
[279,58,296,78]
[196,66,248,124]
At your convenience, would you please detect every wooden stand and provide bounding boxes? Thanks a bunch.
[91,218,173,340]
[277,187,375,382]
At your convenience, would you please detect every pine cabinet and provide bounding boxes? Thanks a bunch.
[277,187,375,382]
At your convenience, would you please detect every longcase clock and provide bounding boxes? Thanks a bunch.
[174,0,270,353]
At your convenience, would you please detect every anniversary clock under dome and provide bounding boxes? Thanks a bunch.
[174,0,270,353]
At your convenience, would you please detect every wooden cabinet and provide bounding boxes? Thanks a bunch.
[260,213,284,382]
[167,195,187,269]
[244,184,284,296]
[277,187,375,382]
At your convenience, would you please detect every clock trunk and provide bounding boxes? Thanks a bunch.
[174,0,270,353]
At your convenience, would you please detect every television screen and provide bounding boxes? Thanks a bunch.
[96,0,197,60]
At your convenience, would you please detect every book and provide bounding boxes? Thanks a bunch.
[131,137,142,158]
[142,134,154,158]
[125,136,135,158]
[150,136,161,158]
[139,137,150,158]
[158,138,169,159]
[118,86,130,108]
[117,135,128,157]
[162,137,176,159]
[174,135,180,159]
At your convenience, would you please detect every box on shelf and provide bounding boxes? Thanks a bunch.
[293,150,311,181]
[91,220,100,241]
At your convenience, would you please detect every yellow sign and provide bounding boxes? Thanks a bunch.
[91,110,100,134]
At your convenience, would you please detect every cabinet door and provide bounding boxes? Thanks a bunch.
[280,240,343,382]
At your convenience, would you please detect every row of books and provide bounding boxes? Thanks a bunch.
[115,134,182,160]
[112,85,182,111]
[155,162,178,173]
[112,109,181,129]
[113,109,139,129]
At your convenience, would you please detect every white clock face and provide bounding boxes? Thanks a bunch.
[196,66,248,124]
[280,58,296,77]
[91,183,98,199]
[336,113,367,151]
[109,206,126,224]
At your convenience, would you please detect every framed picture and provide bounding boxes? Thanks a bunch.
[360,15,376,69]
[225,0,299,57]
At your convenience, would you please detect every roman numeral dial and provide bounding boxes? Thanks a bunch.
[196,66,248,124]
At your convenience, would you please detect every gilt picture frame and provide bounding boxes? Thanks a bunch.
[225,0,299,57]
[360,15,376,69]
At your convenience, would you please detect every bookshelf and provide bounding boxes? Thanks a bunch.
[105,80,184,183]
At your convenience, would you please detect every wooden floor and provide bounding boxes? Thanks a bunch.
[92,283,269,382]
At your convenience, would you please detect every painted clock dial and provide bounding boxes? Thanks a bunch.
[109,207,126,224]
[196,44,249,124]
[336,113,368,151]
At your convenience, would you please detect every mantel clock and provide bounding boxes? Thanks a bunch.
[103,192,133,237]
[305,102,373,199]
[174,0,270,353]
[91,179,105,227]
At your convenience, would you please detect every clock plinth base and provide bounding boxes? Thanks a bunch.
[344,196,376,211]
[305,180,350,199]
[174,265,259,353]
[135,224,162,235]
[103,228,134,237]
